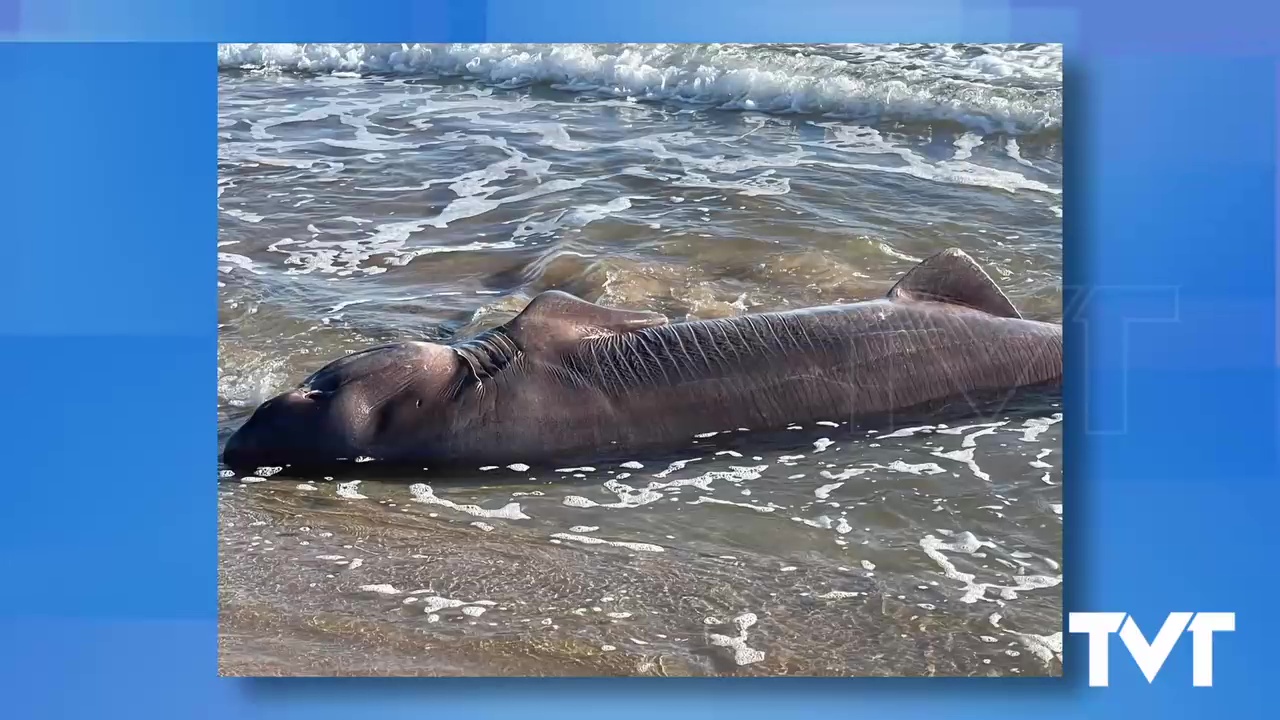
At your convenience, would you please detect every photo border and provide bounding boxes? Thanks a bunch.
[2,1,1274,717]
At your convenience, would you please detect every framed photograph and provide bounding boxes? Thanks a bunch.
[218,42,1063,677]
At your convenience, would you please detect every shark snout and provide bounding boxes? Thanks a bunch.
[222,389,315,471]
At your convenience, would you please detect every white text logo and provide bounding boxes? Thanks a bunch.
[1068,612,1234,687]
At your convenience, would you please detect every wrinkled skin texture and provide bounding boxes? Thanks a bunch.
[223,249,1063,473]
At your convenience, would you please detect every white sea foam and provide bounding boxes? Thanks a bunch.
[511,197,639,239]
[550,533,665,553]
[408,483,529,519]
[1019,413,1063,442]
[805,125,1060,195]
[932,447,991,483]
[414,595,497,617]
[920,531,1062,604]
[708,612,765,666]
[219,43,1061,135]
[687,496,780,513]
[1010,631,1063,665]
[336,481,367,500]
[814,482,844,499]
[563,464,766,510]
[887,460,946,476]
[952,132,984,161]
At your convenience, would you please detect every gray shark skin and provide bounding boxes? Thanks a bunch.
[222,248,1062,474]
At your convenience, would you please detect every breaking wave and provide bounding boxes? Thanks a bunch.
[218,43,1062,135]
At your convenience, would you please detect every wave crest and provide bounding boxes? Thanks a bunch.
[218,43,1062,135]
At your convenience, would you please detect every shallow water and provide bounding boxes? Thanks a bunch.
[217,43,1063,677]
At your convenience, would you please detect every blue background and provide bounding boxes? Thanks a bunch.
[0,0,1274,717]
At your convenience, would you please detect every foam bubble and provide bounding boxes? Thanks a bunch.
[359,584,400,595]
[550,533,665,553]
[815,482,844,499]
[420,596,465,613]
[931,447,991,482]
[336,481,367,500]
[920,532,1061,604]
[887,460,946,475]
[1010,631,1063,665]
[820,467,870,481]
[565,465,767,510]
[877,424,938,439]
[952,132,984,161]
[708,612,766,666]
[1019,413,1063,442]
[409,483,530,519]
[687,496,779,513]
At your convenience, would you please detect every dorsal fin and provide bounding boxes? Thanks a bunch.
[886,248,1022,319]
[502,290,669,354]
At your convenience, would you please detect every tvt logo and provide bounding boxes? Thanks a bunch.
[1068,612,1235,687]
